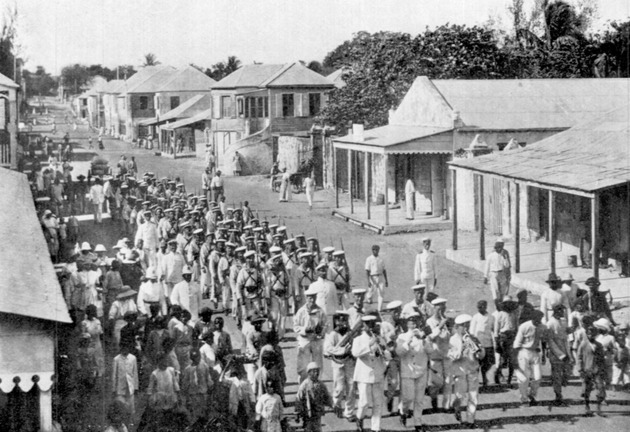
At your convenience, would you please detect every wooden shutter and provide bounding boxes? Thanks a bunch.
[321,92,329,109]
[276,93,283,117]
[295,93,303,117]
[303,93,310,117]
[212,95,221,119]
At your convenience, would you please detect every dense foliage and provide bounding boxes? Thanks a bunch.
[319,1,630,131]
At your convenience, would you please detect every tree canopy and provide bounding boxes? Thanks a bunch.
[319,1,630,131]
[142,53,160,66]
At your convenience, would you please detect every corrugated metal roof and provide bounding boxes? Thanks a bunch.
[213,64,286,89]
[127,66,178,94]
[334,125,453,148]
[162,108,212,130]
[0,72,18,88]
[262,63,334,88]
[0,170,71,323]
[102,79,125,94]
[213,63,334,89]
[432,78,630,130]
[140,94,211,126]
[157,66,216,92]
[449,105,630,193]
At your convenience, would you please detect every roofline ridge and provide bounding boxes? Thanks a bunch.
[260,63,295,87]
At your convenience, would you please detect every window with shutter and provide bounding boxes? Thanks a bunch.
[213,95,221,119]
[275,93,283,118]
[282,94,294,117]
[308,93,321,116]
[295,94,303,117]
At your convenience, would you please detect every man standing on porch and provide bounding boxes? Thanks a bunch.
[414,237,437,291]
[484,239,511,311]
[405,178,416,220]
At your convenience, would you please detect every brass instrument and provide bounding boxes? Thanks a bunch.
[325,320,363,362]
[337,319,363,348]
[463,332,482,358]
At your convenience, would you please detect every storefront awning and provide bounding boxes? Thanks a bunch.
[333,125,453,155]
[138,117,158,126]
[161,108,212,131]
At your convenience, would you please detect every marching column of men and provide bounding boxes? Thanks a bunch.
[49,166,629,432]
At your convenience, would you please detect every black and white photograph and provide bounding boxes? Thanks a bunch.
[0,0,629,431]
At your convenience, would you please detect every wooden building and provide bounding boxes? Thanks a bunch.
[0,169,71,431]
[449,105,630,281]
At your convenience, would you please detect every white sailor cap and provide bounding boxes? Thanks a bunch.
[316,262,328,270]
[411,284,426,291]
[333,250,345,256]
[431,297,447,305]
[322,246,335,253]
[361,315,377,322]
[454,314,472,325]
[352,288,367,295]
[244,250,256,258]
[269,246,282,254]
[385,300,403,310]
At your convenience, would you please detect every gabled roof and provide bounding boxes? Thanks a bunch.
[327,69,346,89]
[158,66,216,92]
[213,62,334,89]
[449,105,630,194]
[0,170,71,323]
[102,79,125,94]
[126,66,178,94]
[0,72,18,89]
[430,77,630,130]
[262,62,334,88]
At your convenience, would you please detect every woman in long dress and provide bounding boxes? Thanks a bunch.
[405,178,416,220]
[80,304,105,384]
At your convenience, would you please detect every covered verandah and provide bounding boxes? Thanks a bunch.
[331,124,453,235]
[447,107,630,300]
[160,108,212,159]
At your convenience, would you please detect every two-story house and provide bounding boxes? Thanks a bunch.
[210,62,334,175]
[116,65,178,140]
[138,66,215,149]
[101,79,125,137]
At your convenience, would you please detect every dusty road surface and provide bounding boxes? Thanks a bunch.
[41,100,630,431]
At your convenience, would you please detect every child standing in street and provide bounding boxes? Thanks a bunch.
[296,362,332,432]
[577,325,607,416]
[255,379,284,432]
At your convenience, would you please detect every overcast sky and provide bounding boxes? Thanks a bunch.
[15,0,630,74]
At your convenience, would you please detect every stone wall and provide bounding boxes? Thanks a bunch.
[276,135,311,173]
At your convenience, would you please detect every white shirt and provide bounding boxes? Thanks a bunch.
[210,175,224,188]
[137,280,167,316]
[170,280,201,320]
[469,312,495,348]
[396,330,433,378]
[89,184,105,205]
[484,250,510,277]
[414,250,436,281]
[308,278,337,316]
[364,255,385,276]
[352,331,388,383]
[405,179,415,195]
